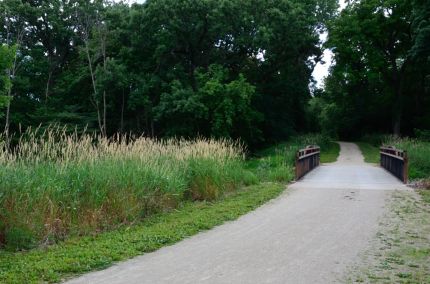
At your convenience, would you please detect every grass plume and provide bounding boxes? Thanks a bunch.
[0,126,248,250]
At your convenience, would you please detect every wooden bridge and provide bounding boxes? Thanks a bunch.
[296,144,408,183]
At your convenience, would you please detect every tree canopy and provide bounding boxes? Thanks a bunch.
[0,0,338,146]
[2,0,427,143]
[314,0,430,139]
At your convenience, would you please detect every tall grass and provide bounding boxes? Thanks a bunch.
[0,127,248,250]
[246,134,332,182]
[362,134,430,180]
[384,136,430,180]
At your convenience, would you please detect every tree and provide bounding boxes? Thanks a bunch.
[0,44,15,107]
[320,0,430,137]
[1,0,30,136]
[154,64,261,140]
[128,0,337,144]
[0,0,339,146]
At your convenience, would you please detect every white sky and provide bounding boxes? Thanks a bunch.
[312,0,347,88]
[122,0,145,3]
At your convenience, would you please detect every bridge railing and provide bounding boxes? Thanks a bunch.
[380,146,408,183]
[295,145,320,180]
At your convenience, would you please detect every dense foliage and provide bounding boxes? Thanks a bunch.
[312,0,430,139]
[0,0,337,146]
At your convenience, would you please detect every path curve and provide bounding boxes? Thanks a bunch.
[67,142,408,284]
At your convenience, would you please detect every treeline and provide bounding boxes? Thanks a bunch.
[312,0,430,139]
[0,0,337,146]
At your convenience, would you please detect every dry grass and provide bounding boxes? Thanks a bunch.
[0,126,248,250]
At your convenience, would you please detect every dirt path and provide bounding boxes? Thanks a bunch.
[67,142,408,284]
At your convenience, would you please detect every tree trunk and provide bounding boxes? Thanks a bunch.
[4,26,24,142]
[102,90,107,136]
[151,120,154,137]
[393,115,401,137]
[392,85,403,137]
[101,30,108,137]
[4,66,14,140]
[84,41,104,135]
[390,59,403,137]
[45,69,52,107]
[4,96,11,142]
[120,89,125,134]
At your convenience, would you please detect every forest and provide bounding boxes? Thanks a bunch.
[0,0,335,147]
[1,0,429,145]
[315,0,430,139]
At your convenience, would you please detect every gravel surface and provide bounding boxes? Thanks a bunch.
[346,190,430,283]
[67,142,408,284]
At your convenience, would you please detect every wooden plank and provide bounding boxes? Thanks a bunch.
[298,152,320,160]
[380,152,405,161]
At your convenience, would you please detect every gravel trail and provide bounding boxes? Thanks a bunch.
[67,142,408,284]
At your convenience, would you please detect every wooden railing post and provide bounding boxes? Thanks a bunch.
[403,151,408,183]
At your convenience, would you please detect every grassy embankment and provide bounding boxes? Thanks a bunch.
[0,130,337,283]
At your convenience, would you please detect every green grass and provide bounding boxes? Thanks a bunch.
[320,142,340,163]
[420,190,430,204]
[245,134,337,182]
[0,128,251,251]
[0,133,337,283]
[356,142,380,164]
[0,182,285,283]
[386,138,430,180]
[360,135,430,180]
